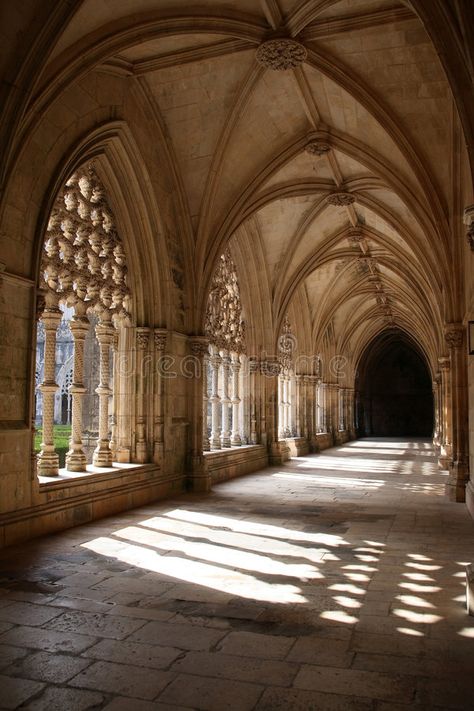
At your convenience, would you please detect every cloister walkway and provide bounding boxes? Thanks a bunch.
[0,439,473,710]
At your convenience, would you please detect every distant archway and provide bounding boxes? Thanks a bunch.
[356,330,434,438]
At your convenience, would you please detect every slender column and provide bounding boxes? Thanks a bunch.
[37,303,62,476]
[432,373,441,449]
[283,375,291,437]
[295,375,303,438]
[220,350,231,448]
[202,346,210,451]
[262,359,288,463]
[445,325,469,501]
[109,331,119,461]
[348,388,356,439]
[188,336,211,491]
[92,317,115,466]
[65,305,89,472]
[230,352,242,446]
[135,327,150,463]
[249,357,259,444]
[210,345,221,450]
[278,375,284,438]
[153,329,167,465]
[438,356,451,469]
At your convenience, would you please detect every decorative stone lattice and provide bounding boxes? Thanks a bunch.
[326,192,355,207]
[256,39,307,71]
[305,140,331,157]
[40,165,130,322]
[278,315,296,373]
[205,250,245,354]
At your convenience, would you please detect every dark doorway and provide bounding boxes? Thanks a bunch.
[356,330,433,437]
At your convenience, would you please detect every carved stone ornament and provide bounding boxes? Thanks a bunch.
[444,325,464,349]
[136,328,150,350]
[326,192,355,207]
[305,140,331,157]
[189,336,210,358]
[260,359,281,377]
[463,205,474,250]
[40,165,131,323]
[278,315,296,373]
[154,329,167,351]
[256,38,307,71]
[205,249,246,353]
[347,226,364,244]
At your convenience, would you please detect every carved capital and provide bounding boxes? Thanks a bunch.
[438,356,450,371]
[248,357,260,373]
[136,327,150,350]
[189,336,209,358]
[326,191,355,207]
[444,324,464,350]
[261,359,281,377]
[463,205,474,250]
[154,328,168,351]
[256,38,307,71]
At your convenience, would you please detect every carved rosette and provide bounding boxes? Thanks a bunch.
[39,165,131,323]
[256,39,307,71]
[444,325,464,350]
[205,249,245,354]
[305,140,331,157]
[326,192,355,207]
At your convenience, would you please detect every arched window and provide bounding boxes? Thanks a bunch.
[203,250,248,450]
[35,165,130,476]
[278,316,296,438]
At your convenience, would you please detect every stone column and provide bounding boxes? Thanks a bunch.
[249,357,259,444]
[209,345,221,450]
[348,388,356,439]
[295,375,304,439]
[153,329,167,465]
[278,374,284,438]
[220,350,231,448]
[37,303,62,476]
[109,331,119,461]
[188,336,211,492]
[445,325,469,501]
[432,373,441,449]
[135,327,150,463]
[261,359,289,462]
[93,316,115,466]
[202,346,210,452]
[283,374,291,437]
[438,356,452,469]
[230,352,242,446]
[65,305,89,472]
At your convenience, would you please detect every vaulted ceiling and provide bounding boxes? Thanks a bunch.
[1,0,472,372]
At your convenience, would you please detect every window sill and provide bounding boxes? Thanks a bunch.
[38,462,154,488]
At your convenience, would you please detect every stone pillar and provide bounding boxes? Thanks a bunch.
[262,359,289,463]
[135,327,150,463]
[109,331,119,461]
[348,388,356,439]
[438,356,452,469]
[432,373,441,449]
[188,336,211,492]
[202,346,210,452]
[153,329,167,465]
[210,345,221,450]
[220,351,231,448]
[445,325,469,501]
[93,317,115,466]
[65,306,89,472]
[283,374,291,437]
[249,357,259,444]
[230,352,242,446]
[37,304,62,476]
[295,375,304,439]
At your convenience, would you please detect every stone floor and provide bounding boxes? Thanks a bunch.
[0,438,473,711]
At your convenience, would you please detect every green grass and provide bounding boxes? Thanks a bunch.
[35,424,71,468]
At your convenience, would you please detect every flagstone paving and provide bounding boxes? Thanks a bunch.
[0,438,473,710]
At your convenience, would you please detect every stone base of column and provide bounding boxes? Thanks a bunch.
[269,440,290,464]
[231,434,242,446]
[445,460,469,502]
[37,448,59,476]
[220,437,231,449]
[65,449,87,472]
[135,442,148,463]
[93,442,113,467]
[466,481,474,521]
[309,436,319,453]
[153,441,164,465]
[187,455,212,492]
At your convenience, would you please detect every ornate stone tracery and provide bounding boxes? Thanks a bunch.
[40,165,131,322]
[205,249,245,354]
[256,39,307,71]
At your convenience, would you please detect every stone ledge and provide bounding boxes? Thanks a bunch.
[204,445,268,485]
[0,466,185,548]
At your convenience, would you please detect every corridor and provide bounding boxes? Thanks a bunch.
[0,439,473,710]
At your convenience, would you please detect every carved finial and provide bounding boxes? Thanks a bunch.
[256,38,307,70]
